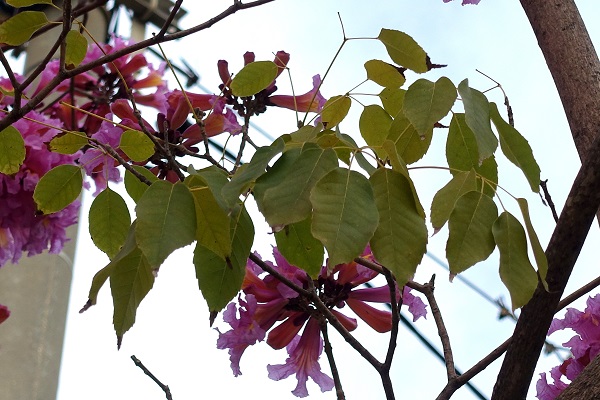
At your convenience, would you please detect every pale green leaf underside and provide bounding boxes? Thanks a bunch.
[430,170,478,232]
[403,77,456,136]
[370,169,428,285]
[135,181,196,268]
[493,211,538,310]
[119,130,155,162]
[230,61,278,97]
[364,59,405,88]
[321,95,351,129]
[124,165,159,203]
[377,28,428,73]
[446,191,498,275]
[275,216,324,278]
[0,11,49,46]
[64,30,87,69]
[360,104,393,158]
[310,168,379,268]
[49,132,89,154]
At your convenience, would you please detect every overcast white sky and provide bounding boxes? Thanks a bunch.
[55,1,600,399]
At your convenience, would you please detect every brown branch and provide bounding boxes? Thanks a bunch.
[131,355,173,400]
[320,322,345,400]
[156,0,183,38]
[540,179,560,223]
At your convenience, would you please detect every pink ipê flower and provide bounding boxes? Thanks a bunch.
[536,293,600,399]
[0,304,9,324]
[269,75,326,113]
[217,246,427,397]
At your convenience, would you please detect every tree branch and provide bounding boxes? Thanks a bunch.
[131,355,173,400]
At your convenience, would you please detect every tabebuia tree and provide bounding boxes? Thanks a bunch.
[1,0,600,399]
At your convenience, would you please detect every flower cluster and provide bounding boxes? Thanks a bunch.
[536,294,600,399]
[217,247,427,397]
[0,110,80,267]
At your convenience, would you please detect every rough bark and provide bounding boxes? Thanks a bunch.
[556,355,600,400]
[491,1,600,399]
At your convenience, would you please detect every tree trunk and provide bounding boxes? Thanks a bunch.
[492,1,600,399]
[556,355,600,399]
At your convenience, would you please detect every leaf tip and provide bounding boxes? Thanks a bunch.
[79,299,92,314]
[209,310,218,327]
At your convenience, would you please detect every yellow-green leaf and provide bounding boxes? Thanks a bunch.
[430,170,478,232]
[89,188,131,259]
[230,61,278,97]
[275,217,324,278]
[0,11,49,46]
[517,198,548,289]
[377,28,428,73]
[446,191,498,275]
[490,103,541,193]
[457,79,497,162]
[135,181,196,268]
[310,167,379,268]
[379,87,405,117]
[370,168,427,285]
[49,131,88,154]
[493,211,538,310]
[321,95,351,129]
[403,77,456,136]
[33,164,83,214]
[364,59,406,88]
[0,126,25,174]
[387,114,432,164]
[359,104,392,158]
[124,165,158,203]
[64,30,87,69]
[119,130,155,162]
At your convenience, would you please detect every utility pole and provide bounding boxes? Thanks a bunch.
[0,2,185,399]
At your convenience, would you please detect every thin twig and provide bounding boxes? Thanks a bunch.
[156,0,183,37]
[131,355,173,400]
[320,322,345,400]
[540,179,560,222]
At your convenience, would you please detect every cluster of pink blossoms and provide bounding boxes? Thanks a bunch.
[217,247,427,397]
[1,35,325,268]
[536,294,600,399]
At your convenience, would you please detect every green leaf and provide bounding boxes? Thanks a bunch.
[194,206,254,312]
[188,165,230,211]
[364,59,406,88]
[321,95,351,129]
[403,77,456,136]
[230,61,278,97]
[370,169,428,284]
[381,139,425,218]
[86,222,139,306]
[49,131,89,154]
[0,11,49,46]
[457,79,497,161]
[275,216,324,278]
[377,28,429,73]
[0,126,25,174]
[359,104,392,158]
[379,87,405,117]
[430,170,478,233]
[135,181,196,268]
[119,130,155,162]
[110,246,154,347]
[186,176,231,259]
[493,211,538,310]
[446,191,498,275]
[446,114,498,196]
[124,165,158,203]
[64,30,87,69]
[221,139,284,209]
[89,188,131,259]
[6,0,53,6]
[517,198,548,288]
[387,114,432,164]
[262,145,338,227]
[310,168,379,268]
[490,103,541,192]
[33,164,82,214]
[254,147,302,209]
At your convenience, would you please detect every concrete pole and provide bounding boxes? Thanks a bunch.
[0,3,107,399]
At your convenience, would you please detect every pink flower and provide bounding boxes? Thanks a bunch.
[0,112,80,267]
[216,294,266,376]
[537,294,600,399]
[0,304,9,324]
[217,246,427,397]
[267,318,335,398]
[269,75,326,113]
